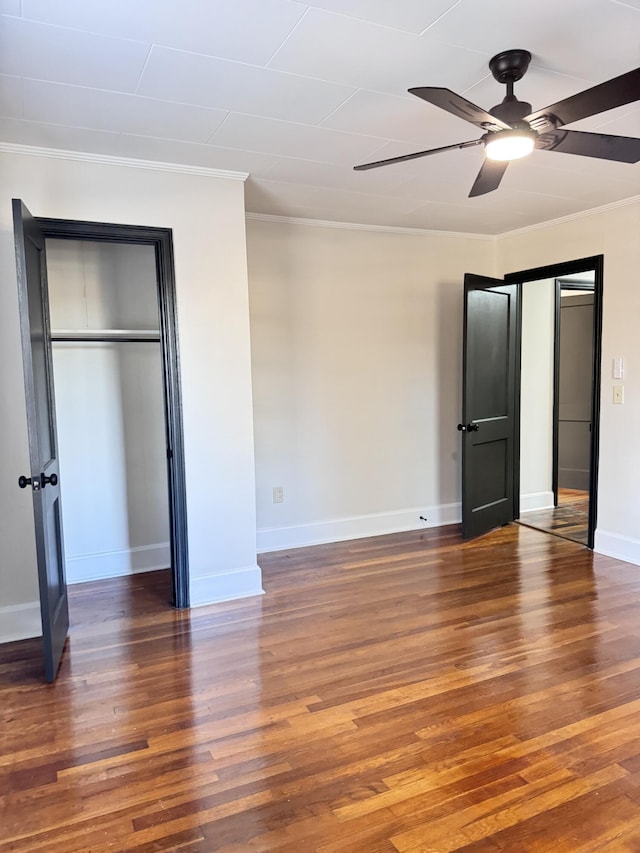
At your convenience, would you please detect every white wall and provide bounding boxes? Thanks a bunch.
[52,343,171,581]
[498,200,640,565]
[0,147,261,642]
[47,239,160,331]
[519,279,555,511]
[247,217,496,550]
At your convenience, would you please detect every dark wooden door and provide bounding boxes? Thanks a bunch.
[557,293,594,491]
[13,199,69,683]
[461,273,518,539]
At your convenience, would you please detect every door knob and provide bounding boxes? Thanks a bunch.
[40,473,58,488]
[18,474,41,491]
[457,423,466,432]
[467,423,480,432]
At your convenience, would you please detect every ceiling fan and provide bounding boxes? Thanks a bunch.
[354,49,640,197]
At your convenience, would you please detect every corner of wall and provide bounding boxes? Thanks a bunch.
[189,564,264,607]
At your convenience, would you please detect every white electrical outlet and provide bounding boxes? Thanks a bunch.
[273,486,284,504]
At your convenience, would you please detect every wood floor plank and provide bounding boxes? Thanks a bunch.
[3,523,640,851]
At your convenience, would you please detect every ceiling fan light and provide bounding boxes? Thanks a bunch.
[485,130,536,161]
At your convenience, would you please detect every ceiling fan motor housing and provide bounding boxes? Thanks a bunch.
[489,100,533,125]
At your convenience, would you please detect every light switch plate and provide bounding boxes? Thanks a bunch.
[613,385,624,404]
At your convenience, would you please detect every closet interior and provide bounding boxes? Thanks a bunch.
[46,238,171,589]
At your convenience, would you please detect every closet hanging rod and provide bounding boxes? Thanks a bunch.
[51,336,161,343]
[50,329,161,343]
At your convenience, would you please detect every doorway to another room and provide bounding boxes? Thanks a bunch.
[514,261,601,548]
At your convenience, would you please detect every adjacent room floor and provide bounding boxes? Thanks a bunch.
[518,488,590,545]
[2,523,640,852]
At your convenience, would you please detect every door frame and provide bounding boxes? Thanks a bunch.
[36,216,189,608]
[505,255,603,549]
[552,279,596,507]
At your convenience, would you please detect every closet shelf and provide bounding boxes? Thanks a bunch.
[51,329,161,343]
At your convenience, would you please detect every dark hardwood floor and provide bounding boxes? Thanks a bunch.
[3,523,640,851]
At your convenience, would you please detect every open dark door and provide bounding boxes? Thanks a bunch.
[556,291,595,494]
[461,273,519,539]
[13,199,69,682]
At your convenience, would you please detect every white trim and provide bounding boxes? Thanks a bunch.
[0,601,41,643]
[0,143,249,181]
[594,530,640,567]
[245,212,493,240]
[66,542,171,584]
[497,195,640,240]
[519,491,555,513]
[190,565,264,607]
[257,504,461,553]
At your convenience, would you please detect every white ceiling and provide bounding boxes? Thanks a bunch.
[0,0,639,235]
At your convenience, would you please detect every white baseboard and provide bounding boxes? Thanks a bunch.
[190,564,264,607]
[520,491,555,513]
[66,542,171,584]
[594,530,640,567]
[257,503,461,553]
[0,601,41,643]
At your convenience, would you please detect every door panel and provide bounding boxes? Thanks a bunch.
[468,438,509,509]
[558,294,594,491]
[558,421,591,490]
[462,274,518,540]
[467,289,511,419]
[13,198,69,683]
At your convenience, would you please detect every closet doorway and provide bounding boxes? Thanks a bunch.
[48,239,171,584]
[12,205,189,681]
[41,217,189,607]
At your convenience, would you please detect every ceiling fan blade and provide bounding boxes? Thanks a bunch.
[409,87,511,131]
[536,129,640,163]
[468,159,509,197]
[526,67,640,129]
[354,139,482,171]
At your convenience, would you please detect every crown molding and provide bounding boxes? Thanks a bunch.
[247,195,640,239]
[245,211,493,240]
[497,194,640,240]
[0,143,249,181]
